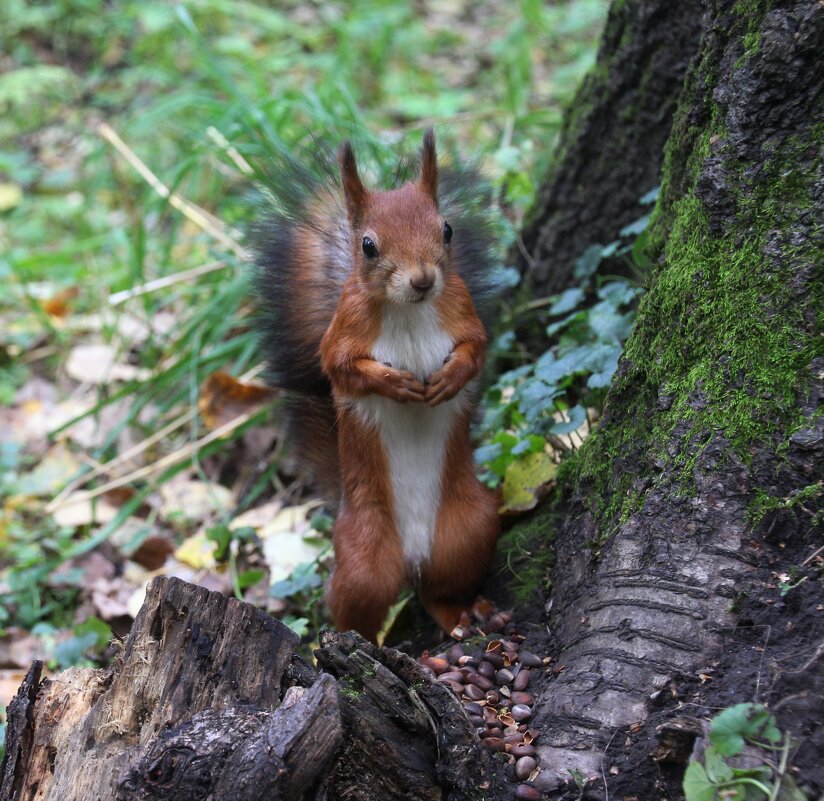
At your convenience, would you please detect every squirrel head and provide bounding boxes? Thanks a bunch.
[339,129,453,305]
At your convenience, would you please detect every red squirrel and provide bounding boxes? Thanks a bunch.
[255,130,500,643]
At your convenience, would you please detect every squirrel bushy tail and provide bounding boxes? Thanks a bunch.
[252,137,500,501]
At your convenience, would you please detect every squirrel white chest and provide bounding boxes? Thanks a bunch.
[353,303,465,568]
[370,303,453,380]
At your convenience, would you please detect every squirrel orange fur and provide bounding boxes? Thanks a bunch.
[255,130,500,643]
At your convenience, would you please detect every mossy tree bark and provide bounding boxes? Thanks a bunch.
[522,0,823,794]
[516,0,703,295]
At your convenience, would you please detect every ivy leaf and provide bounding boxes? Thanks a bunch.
[703,746,733,784]
[53,631,99,668]
[683,761,716,801]
[640,185,660,205]
[310,513,334,534]
[270,561,323,599]
[511,435,545,456]
[74,616,111,649]
[597,281,641,307]
[238,569,265,591]
[619,212,650,237]
[588,301,636,342]
[546,309,585,337]
[573,243,603,280]
[549,287,585,316]
[710,703,780,756]
[550,404,586,435]
[475,442,503,465]
[516,378,561,423]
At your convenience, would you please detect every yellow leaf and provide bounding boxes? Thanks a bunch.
[174,530,218,570]
[500,451,557,514]
[0,182,22,212]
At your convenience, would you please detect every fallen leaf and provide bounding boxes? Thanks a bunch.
[41,286,80,318]
[174,530,218,570]
[89,577,136,620]
[130,536,174,570]
[159,477,234,522]
[0,670,33,708]
[257,500,325,585]
[51,494,119,528]
[229,499,283,531]
[198,371,278,429]
[0,629,42,669]
[0,182,23,211]
[65,343,150,384]
[257,500,323,538]
[500,451,557,514]
[65,343,117,383]
[14,442,81,497]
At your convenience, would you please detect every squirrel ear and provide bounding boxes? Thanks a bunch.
[420,128,438,206]
[339,141,368,227]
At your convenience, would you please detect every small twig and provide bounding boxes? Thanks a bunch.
[599,725,624,801]
[46,409,198,513]
[207,126,255,177]
[801,541,824,567]
[97,123,245,258]
[515,233,537,270]
[47,364,268,512]
[108,260,229,305]
[50,410,257,511]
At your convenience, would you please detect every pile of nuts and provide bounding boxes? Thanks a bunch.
[418,611,548,800]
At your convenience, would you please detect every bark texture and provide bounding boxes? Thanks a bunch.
[523,0,823,794]
[516,0,704,295]
[0,577,486,801]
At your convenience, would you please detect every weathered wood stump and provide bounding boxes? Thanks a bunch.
[0,577,485,801]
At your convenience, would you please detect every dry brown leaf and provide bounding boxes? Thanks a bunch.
[198,370,277,429]
[130,536,174,570]
[41,286,80,318]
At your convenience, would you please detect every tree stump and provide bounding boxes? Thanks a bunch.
[0,577,485,801]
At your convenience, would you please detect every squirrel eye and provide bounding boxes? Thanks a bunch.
[362,236,379,258]
[443,222,453,244]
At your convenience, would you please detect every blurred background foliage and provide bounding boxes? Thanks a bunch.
[0,0,613,685]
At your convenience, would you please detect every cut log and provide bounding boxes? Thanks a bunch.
[0,577,485,801]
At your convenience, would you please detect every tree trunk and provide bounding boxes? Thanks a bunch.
[518,0,823,795]
[0,577,485,801]
[516,0,704,296]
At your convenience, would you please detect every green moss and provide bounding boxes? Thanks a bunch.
[742,29,761,56]
[338,675,363,701]
[748,482,824,525]
[560,89,822,541]
[497,506,555,604]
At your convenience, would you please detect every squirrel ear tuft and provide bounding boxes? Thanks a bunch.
[420,128,438,206]
[339,141,368,227]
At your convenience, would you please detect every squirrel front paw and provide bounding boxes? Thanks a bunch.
[424,358,471,406]
[381,368,426,403]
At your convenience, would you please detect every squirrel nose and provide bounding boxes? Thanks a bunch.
[410,275,435,293]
